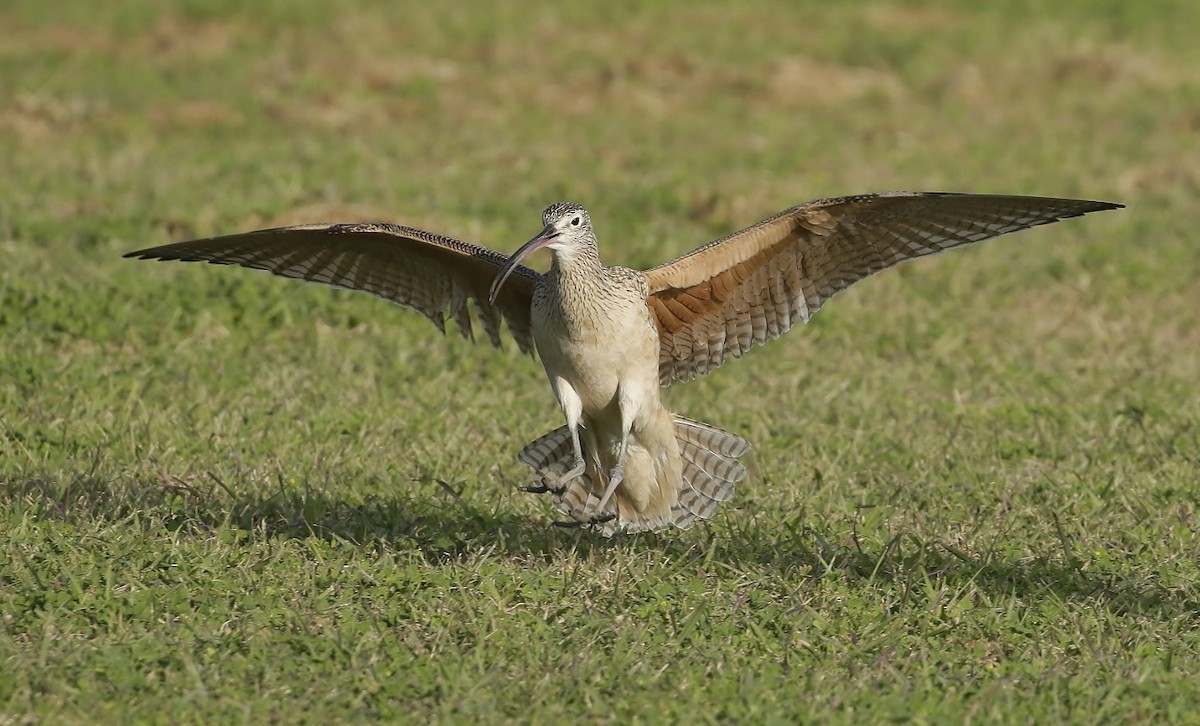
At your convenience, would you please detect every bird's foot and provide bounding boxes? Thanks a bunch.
[524,461,586,496]
[552,511,616,529]
[587,511,617,525]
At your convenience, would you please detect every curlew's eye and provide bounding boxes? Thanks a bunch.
[570,216,581,227]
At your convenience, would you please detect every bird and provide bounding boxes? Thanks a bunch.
[125,191,1122,535]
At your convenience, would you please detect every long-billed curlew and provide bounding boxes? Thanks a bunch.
[126,192,1121,534]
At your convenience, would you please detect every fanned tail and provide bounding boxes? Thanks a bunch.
[517,415,750,535]
[669,415,750,529]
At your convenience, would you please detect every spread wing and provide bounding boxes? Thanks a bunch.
[644,192,1122,385]
[125,222,540,353]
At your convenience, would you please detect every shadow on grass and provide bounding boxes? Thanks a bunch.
[0,471,658,561]
[5,472,1196,621]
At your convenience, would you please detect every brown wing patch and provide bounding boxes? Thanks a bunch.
[649,230,801,336]
[644,192,1122,385]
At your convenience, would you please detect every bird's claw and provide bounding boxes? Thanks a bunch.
[552,511,616,530]
[553,519,587,529]
[524,462,586,496]
[523,474,568,495]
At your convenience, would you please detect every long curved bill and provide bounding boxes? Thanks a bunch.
[488,225,559,304]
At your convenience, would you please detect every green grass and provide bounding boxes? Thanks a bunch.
[2,0,1199,722]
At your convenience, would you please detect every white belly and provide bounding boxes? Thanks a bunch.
[533,296,660,426]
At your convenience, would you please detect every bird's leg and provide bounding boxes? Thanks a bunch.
[563,421,586,482]
[550,376,587,485]
[591,385,634,521]
[522,423,585,494]
[592,434,628,517]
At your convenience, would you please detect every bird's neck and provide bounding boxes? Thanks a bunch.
[549,242,604,285]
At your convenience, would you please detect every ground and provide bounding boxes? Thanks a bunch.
[2,0,1198,722]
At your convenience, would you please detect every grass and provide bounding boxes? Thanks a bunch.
[2,0,1199,722]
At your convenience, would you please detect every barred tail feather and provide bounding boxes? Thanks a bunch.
[517,414,750,534]
[670,415,750,528]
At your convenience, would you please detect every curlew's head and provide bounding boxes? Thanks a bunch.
[489,202,596,303]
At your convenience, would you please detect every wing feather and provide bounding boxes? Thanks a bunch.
[125,222,539,353]
[644,192,1122,385]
